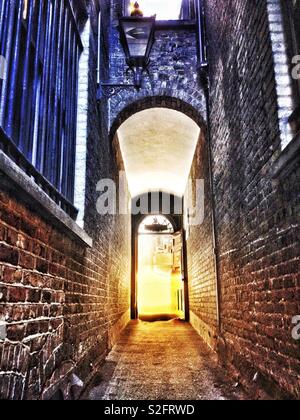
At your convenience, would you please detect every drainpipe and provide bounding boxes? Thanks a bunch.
[203,75,222,336]
[196,0,221,335]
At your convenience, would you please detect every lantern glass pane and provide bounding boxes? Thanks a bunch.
[122,21,153,57]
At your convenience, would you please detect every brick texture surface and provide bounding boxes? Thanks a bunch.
[107,3,206,131]
[1,0,300,401]
[185,130,219,349]
[0,187,131,400]
[205,0,300,398]
[0,0,131,400]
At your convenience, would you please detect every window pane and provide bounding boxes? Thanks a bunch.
[122,20,153,56]
[282,0,300,103]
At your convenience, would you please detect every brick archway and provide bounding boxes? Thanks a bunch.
[109,96,207,142]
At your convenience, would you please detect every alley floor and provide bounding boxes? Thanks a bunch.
[83,320,248,400]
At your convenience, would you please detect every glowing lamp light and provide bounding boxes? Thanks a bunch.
[119,2,156,89]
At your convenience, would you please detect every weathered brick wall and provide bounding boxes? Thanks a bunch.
[84,0,132,350]
[185,130,219,349]
[0,0,131,400]
[0,184,130,400]
[205,0,300,398]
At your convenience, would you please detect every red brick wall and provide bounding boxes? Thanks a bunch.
[205,0,300,399]
[185,131,219,349]
[0,177,131,400]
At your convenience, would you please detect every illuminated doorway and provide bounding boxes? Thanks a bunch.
[137,216,185,321]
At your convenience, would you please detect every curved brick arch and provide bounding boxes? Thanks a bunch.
[109,95,207,141]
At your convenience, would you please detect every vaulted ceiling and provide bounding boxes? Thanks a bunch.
[117,108,200,198]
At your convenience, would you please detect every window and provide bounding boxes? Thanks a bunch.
[124,0,196,21]
[281,0,300,135]
[0,0,86,217]
[282,1,300,100]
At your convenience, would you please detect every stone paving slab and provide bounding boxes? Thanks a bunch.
[83,320,249,400]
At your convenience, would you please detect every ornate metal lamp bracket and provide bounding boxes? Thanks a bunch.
[97,82,136,100]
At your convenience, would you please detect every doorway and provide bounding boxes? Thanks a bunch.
[137,215,185,321]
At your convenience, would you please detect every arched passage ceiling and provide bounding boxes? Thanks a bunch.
[117,108,201,198]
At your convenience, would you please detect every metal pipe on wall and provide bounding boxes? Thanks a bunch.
[196,0,207,67]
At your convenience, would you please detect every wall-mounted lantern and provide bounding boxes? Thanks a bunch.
[118,2,156,89]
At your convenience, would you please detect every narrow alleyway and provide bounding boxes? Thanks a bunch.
[1,0,299,401]
[83,321,248,401]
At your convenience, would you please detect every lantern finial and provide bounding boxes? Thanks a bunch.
[131,2,144,17]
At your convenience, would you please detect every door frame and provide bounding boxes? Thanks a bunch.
[131,214,190,321]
